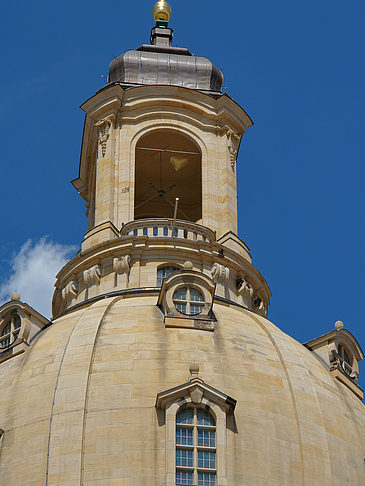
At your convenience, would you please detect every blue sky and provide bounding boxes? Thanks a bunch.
[1,1,364,385]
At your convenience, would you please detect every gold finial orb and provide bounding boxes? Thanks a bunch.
[152,0,172,22]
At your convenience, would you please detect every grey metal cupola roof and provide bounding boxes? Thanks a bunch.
[108,23,223,95]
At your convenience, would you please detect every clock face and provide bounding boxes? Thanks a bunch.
[134,130,202,222]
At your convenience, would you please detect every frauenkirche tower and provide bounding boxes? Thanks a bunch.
[0,2,364,485]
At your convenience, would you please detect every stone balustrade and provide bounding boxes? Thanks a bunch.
[120,218,216,244]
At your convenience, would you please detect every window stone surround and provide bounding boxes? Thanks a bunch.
[156,376,236,486]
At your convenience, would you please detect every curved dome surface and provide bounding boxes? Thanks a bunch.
[0,295,364,485]
[107,23,223,94]
[108,49,223,93]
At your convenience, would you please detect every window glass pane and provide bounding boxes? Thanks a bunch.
[175,302,187,314]
[176,448,193,467]
[174,288,187,300]
[198,471,216,485]
[190,288,204,302]
[157,266,178,287]
[0,336,10,348]
[1,323,11,337]
[198,450,216,469]
[197,409,215,426]
[177,408,194,425]
[343,348,351,366]
[176,470,193,485]
[13,315,21,329]
[198,429,215,448]
[190,303,204,315]
[176,427,193,445]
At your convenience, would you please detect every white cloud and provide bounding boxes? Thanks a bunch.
[0,238,76,318]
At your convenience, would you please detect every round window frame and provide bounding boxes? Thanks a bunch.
[161,271,215,320]
[172,285,206,317]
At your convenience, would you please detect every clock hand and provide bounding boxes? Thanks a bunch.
[149,183,160,193]
[149,183,176,196]
[135,193,161,210]
[135,184,177,210]
[164,184,176,194]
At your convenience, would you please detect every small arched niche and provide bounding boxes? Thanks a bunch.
[134,130,202,222]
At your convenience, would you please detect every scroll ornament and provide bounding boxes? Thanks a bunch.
[62,281,78,301]
[237,278,254,298]
[83,265,102,286]
[113,255,132,275]
[211,263,229,283]
[253,295,266,316]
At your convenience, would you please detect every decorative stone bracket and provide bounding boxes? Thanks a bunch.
[252,295,266,317]
[95,116,114,157]
[113,255,132,275]
[61,281,78,301]
[226,128,241,171]
[83,265,102,286]
[237,277,254,298]
[211,263,229,283]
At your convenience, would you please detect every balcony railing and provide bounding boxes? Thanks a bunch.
[120,219,216,244]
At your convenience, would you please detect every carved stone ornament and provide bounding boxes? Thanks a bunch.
[113,255,132,275]
[253,295,266,316]
[226,128,241,170]
[189,386,204,404]
[237,277,254,298]
[61,281,78,301]
[95,117,113,157]
[211,263,229,283]
[83,265,102,286]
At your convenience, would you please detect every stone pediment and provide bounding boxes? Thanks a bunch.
[155,376,236,414]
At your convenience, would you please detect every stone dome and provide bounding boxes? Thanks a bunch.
[0,296,364,484]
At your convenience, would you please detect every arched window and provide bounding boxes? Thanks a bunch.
[176,406,216,486]
[135,130,202,222]
[157,266,179,287]
[0,314,21,349]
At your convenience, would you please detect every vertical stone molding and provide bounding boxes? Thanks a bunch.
[61,281,78,301]
[83,265,102,286]
[211,263,229,283]
[113,255,132,275]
